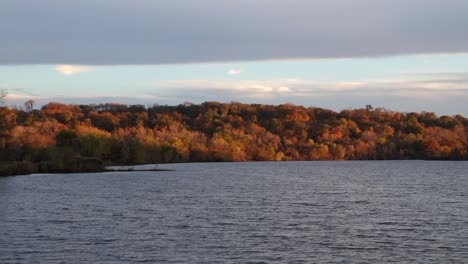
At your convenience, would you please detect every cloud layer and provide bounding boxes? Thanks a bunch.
[144,73,468,114]
[1,0,468,64]
[5,72,468,115]
[151,74,468,99]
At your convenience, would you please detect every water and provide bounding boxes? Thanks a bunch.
[1,161,467,263]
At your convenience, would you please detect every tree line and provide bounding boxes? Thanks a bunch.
[0,101,467,174]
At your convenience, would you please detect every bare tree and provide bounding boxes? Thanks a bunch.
[0,89,7,105]
[24,99,35,112]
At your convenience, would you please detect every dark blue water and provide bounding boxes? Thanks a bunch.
[1,161,467,263]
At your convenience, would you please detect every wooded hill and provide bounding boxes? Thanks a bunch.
[0,102,467,174]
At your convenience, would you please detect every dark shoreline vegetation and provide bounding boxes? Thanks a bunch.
[1,102,467,176]
[0,161,173,177]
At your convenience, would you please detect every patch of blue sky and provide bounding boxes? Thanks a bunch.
[1,53,467,98]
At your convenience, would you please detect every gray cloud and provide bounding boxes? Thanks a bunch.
[1,0,468,64]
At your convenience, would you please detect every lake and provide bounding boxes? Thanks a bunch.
[1,161,467,263]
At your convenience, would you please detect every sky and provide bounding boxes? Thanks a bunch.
[1,0,468,115]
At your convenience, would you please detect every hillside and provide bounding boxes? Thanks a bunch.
[0,102,467,175]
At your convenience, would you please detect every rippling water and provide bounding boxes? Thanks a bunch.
[1,161,467,263]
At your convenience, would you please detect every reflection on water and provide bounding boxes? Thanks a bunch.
[1,161,467,263]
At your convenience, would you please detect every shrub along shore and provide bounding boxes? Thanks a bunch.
[0,156,104,177]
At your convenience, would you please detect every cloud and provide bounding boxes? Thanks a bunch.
[1,0,468,64]
[155,79,293,98]
[153,75,468,97]
[4,93,46,100]
[55,65,91,75]
[3,73,468,115]
[145,73,468,114]
[227,69,241,75]
[148,79,466,115]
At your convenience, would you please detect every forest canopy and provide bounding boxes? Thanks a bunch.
[0,101,467,175]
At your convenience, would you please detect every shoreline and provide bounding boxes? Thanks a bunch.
[0,167,175,177]
[0,161,176,177]
[1,159,467,177]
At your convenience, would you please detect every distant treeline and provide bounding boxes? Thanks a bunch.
[0,102,467,174]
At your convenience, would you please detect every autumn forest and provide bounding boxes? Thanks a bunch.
[0,101,467,175]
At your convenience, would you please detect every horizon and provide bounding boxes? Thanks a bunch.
[3,98,467,118]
